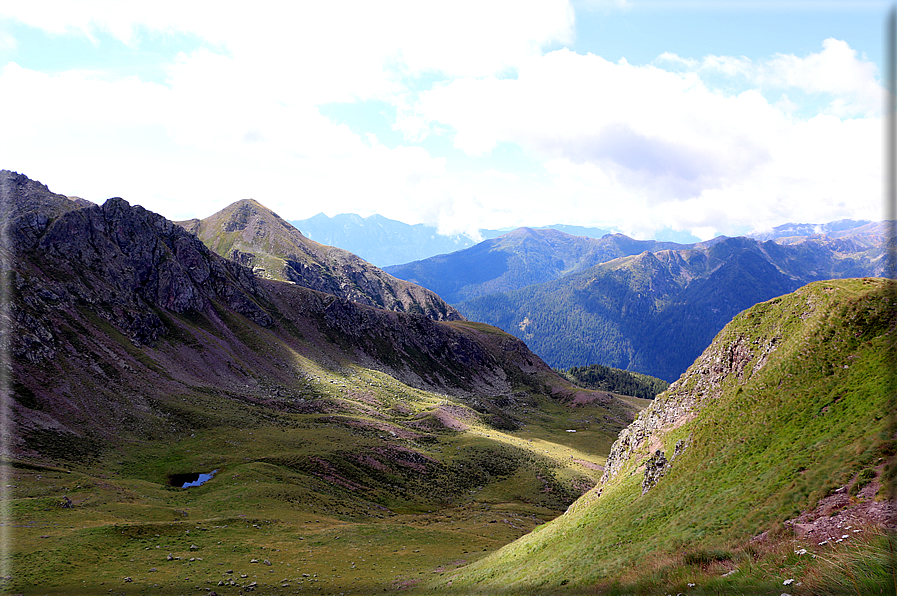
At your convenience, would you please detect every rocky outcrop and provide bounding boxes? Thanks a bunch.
[641,450,667,494]
[640,437,689,494]
[601,319,782,486]
[6,173,273,361]
[1,170,93,249]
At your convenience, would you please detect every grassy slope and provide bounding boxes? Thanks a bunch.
[437,278,896,595]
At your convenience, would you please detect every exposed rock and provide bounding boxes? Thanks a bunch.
[9,181,274,362]
[601,330,778,485]
[641,450,667,494]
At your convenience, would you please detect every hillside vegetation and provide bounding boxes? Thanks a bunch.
[558,364,669,399]
[437,278,896,595]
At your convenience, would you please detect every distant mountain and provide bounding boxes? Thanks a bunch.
[178,200,462,321]
[456,235,885,381]
[538,224,613,239]
[749,218,873,241]
[288,213,499,267]
[384,228,697,304]
[290,213,613,267]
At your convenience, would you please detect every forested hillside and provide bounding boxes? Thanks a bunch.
[558,364,669,399]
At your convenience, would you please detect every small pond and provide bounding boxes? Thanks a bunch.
[168,469,218,488]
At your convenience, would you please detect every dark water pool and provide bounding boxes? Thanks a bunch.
[168,469,218,488]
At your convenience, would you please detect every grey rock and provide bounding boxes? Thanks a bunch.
[642,450,668,494]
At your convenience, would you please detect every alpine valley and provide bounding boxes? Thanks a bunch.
[4,171,645,594]
[3,170,895,595]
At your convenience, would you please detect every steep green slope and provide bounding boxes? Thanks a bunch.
[437,278,896,594]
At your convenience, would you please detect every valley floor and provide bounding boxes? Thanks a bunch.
[4,395,632,595]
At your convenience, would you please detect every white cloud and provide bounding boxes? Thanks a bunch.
[1,1,574,94]
[0,30,15,52]
[402,44,881,236]
[664,38,882,117]
[0,2,576,224]
[0,4,884,241]
[410,50,780,197]
[0,59,450,224]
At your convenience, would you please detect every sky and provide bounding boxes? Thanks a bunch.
[0,1,891,242]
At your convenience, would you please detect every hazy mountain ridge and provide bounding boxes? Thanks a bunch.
[178,200,462,322]
[748,218,873,241]
[292,212,615,268]
[384,228,698,304]
[289,212,500,267]
[454,232,885,381]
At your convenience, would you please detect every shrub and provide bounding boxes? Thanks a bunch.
[683,549,732,566]
[849,468,877,496]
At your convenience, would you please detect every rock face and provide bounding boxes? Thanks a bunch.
[178,199,462,322]
[641,450,667,494]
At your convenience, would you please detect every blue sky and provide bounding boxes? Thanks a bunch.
[0,1,889,241]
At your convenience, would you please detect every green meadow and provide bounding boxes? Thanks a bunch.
[6,364,645,595]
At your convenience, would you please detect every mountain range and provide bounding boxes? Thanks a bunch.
[384,227,709,304]
[290,211,878,270]
[387,226,888,381]
[8,170,634,450]
[747,218,874,241]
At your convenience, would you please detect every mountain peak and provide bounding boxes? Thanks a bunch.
[180,198,463,321]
